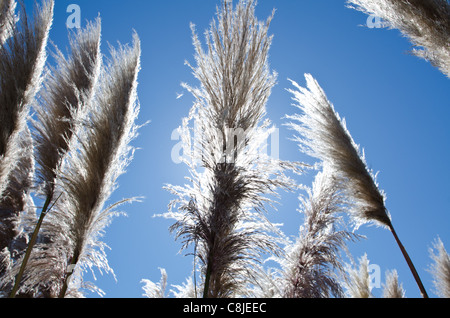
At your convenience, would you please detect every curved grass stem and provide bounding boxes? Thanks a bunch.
[388,221,429,298]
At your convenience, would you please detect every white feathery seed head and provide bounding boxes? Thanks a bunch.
[347,0,450,78]
[286,74,391,229]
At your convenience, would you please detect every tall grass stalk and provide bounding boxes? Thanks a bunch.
[164,0,299,298]
[9,18,102,298]
[0,0,53,297]
[286,74,428,298]
[54,34,141,297]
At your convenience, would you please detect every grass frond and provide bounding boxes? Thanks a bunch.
[277,166,359,298]
[141,268,168,298]
[428,237,450,298]
[286,74,390,228]
[347,0,450,77]
[33,18,102,201]
[0,0,53,200]
[382,270,405,298]
[0,0,17,45]
[55,33,141,297]
[343,253,373,298]
[165,0,300,298]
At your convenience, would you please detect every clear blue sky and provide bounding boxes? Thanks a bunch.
[22,0,450,298]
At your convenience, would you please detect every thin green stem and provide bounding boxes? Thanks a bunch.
[9,196,52,298]
[202,260,212,298]
[193,239,198,298]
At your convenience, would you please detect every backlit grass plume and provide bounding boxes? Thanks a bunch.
[286,75,389,228]
[343,253,373,298]
[0,0,17,45]
[428,238,450,298]
[0,126,34,284]
[382,270,405,298]
[0,0,53,202]
[347,0,450,78]
[286,74,428,298]
[34,18,102,203]
[15,33,142,298]
[164,0,298,298]
[0,0,53,297]
[141,268,168,298]
[53,34,141,297]
[278,166,358,298]
[8,19,103,298]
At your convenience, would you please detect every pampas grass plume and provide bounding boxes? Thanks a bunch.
[347,0,450,78]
